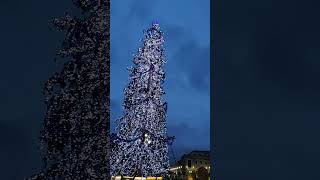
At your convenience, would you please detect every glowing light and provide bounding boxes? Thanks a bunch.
[110,23,169,177]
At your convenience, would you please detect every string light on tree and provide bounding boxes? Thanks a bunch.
[28,0,110,179]
[110,22,172,178]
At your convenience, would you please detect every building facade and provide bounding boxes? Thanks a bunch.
[169,151,210,180]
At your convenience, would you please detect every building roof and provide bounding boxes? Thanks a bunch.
[170,150,210,167]
[180,150,210,160]
[189,150,210,154]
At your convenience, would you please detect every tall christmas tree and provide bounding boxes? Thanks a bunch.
[110,22,170,177]
[28,0,110,179]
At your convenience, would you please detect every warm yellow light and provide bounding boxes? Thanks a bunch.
[170,167,180,171]
[134,177,146,180]
[146,177,157,180]
[115,176,122,180]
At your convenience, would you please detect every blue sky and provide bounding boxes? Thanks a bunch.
[111,0,210,161]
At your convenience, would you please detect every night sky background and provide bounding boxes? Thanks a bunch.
[0,1,76,179]
[2,0,320,179]
[110,0,210,164]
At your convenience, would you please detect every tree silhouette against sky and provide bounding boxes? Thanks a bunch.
[28,0,110,179]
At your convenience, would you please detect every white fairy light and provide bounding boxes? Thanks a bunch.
[110,23,169,177]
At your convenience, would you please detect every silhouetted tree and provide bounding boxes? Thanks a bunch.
[28,0,110,179]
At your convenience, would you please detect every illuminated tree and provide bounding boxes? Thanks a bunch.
[110,22,170,177]
[28,0,110,179]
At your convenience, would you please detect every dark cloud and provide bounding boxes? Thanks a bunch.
[174,41,210,91]
[164,25,188,48]
[128,1,153,21]
[161,23,210,92]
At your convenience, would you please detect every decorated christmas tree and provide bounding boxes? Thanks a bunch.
[110,22,171,177]
[28,0,110,179]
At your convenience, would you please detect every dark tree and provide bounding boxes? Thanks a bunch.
[28,0,110,179]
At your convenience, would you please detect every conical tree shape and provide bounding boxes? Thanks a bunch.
[28,0,110,179]
[110,22,169,177]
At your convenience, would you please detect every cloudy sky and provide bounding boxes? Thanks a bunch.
[110,0,210,162]
[0,0,209,179]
